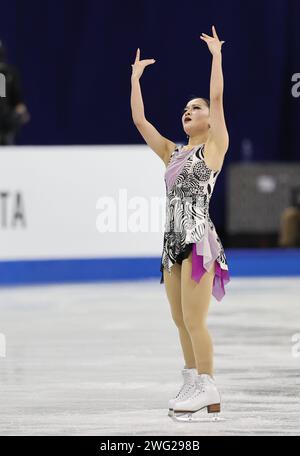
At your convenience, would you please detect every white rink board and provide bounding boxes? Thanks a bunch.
[0,145,167,260]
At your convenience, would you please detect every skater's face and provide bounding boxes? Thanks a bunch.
[182,98,210,136]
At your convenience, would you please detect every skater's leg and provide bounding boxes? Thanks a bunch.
[181,251,215,377]
[163,263,196,368]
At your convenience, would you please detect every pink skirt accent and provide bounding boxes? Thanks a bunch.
[191,243,230,302]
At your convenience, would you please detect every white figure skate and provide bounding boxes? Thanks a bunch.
[167,367,197,417]
[168,373,224,422]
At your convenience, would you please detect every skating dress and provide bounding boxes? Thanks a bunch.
[160,143,230,301]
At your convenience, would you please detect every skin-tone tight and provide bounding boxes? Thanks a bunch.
[163,249,215,376]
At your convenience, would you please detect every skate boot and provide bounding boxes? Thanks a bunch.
[167,367,197,416]
[169,373,223,422]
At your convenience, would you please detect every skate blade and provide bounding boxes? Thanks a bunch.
[168,408,225,422]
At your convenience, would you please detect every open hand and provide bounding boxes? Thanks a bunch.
[131,48,156,79]
[200,25,225,55]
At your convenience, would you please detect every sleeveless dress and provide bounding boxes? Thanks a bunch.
[159,143,230,301]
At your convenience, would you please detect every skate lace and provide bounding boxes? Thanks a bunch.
[194,380,207,396]
[175,382,194,399]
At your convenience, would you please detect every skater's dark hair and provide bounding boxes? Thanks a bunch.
[185,95,210,110]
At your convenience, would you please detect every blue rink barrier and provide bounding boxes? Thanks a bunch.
[0,248,299,286]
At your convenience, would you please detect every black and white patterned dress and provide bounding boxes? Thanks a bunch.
[159,143,230,301]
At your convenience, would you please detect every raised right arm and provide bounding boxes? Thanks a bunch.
[130,49,176,166]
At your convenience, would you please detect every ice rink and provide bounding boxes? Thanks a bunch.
[0,276,299,436]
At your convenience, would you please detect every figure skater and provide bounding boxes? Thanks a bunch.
[130,25,230,422]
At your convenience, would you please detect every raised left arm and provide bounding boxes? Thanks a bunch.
[200,26,229,156]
